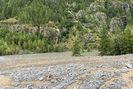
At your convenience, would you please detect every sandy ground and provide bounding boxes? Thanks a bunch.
[0,75,12,87]
[1,54,133,88]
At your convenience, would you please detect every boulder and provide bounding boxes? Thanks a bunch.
[39,77,44,81]
[0,18,18,25]
[125,63,132,68]
[94,12,107,24]
[112,1,133,10]
[109,16,128,32]
[87,2,105,12]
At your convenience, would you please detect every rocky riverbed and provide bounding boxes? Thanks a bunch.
[0,54,133,89]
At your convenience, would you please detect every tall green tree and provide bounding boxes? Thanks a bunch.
[98,25,111,55]
[110,26,123,55]
[122,24,133,54]
[72,40,81,56]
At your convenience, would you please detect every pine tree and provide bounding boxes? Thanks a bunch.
[122,24,133,54]
[72,40,81,56]
[111,26,123,55]
[98,25,111,56]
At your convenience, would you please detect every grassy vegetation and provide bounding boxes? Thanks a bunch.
[2,50,99,59]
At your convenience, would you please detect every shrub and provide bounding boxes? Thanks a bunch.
[18,50,32,55]
[88,43,98,50]
[87,47,91,52]
[53,44,64,52]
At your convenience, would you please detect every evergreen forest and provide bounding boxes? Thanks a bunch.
[0,0,133,55]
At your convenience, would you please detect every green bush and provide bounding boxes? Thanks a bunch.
[53,44,65,52]
[18,50,32,55]
[88,43,98,50]
[87,47,91,52]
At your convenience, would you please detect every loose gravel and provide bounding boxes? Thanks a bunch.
[1,54,133,89]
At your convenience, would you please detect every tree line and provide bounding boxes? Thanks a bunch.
[99,24,133,56]
[0,26,66,55]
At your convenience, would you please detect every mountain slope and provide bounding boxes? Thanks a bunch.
[0,0,133,55]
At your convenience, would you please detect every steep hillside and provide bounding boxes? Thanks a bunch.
[0,0,133,55]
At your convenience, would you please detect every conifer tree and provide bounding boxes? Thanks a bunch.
[72,40,81,56]
[98,25,111,55]
[111,26,123,55]
[122,24,133,54]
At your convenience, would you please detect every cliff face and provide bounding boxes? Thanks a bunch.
[0,19,37,34]
[0,18,59,35]
[0,19,61,45]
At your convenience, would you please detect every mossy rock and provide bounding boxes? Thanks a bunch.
[94,12,107,23]
[111,1,132,10]
[0,18,18,24]
[109,16,128,32]
[87,1,105,12]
